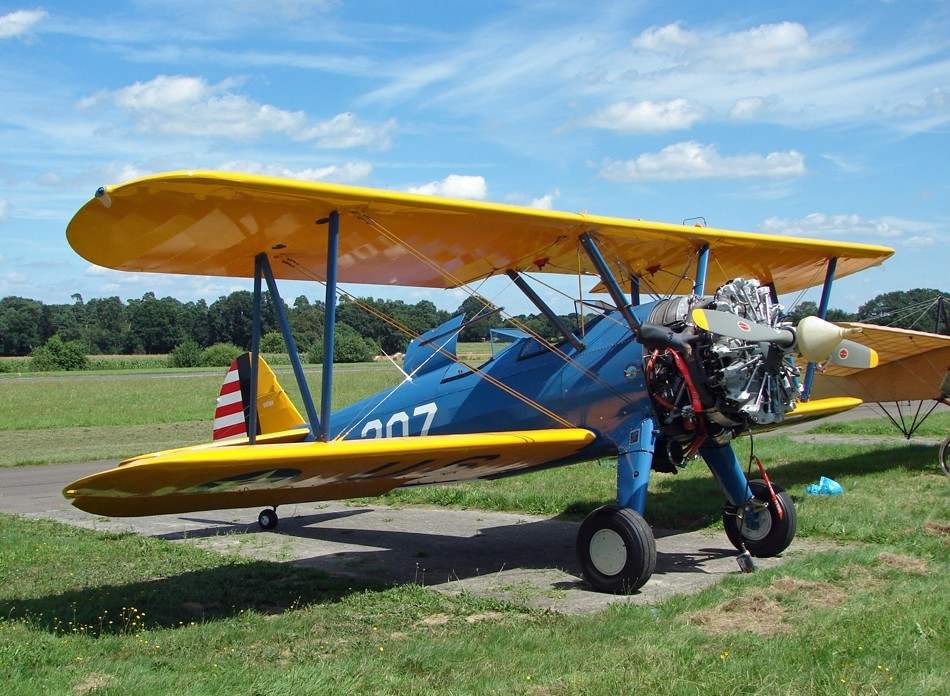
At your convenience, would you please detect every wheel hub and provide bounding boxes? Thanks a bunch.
[588,528,627,576]
[741,506,772,542]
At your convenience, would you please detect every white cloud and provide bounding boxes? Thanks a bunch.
[904,235,936,248]
[762,213,941,247]
[631,22,694,51]
[360,13,949,134]
[730,97,769,120]
[408,174,487,200]
[586,98,704,132]
[104,163,149,184]
[79,75,395,148]
[0,199,8,223]
[528,189,559,210]
[820,153,865,173]
[0,9,46,39]
[600,141,806,182]
[217,160,372,183]
[633,21,829,71]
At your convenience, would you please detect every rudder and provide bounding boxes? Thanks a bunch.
[213,354,305,441]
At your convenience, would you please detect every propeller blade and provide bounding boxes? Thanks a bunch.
[826,339,879,369]
[691,309,794,346]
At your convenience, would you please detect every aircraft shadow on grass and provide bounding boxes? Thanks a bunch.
[5,444,932,635]
[643,439,936,531]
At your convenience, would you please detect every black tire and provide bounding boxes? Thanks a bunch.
[576,505,656,594]
[723,479,796,557]
[258,508,278,530]
[939,436,950,478]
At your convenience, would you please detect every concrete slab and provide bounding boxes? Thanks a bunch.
[1,460,818,614]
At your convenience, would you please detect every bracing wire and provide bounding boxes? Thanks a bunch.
[353,212,635,405]
[279,256,576,429]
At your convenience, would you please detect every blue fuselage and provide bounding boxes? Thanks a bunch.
[330,303,661,467]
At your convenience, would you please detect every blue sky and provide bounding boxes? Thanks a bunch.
[0,0,947,316]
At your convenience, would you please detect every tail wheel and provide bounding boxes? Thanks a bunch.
[576,505,656,594]
[258,508,278,530]
[723,479,796,557]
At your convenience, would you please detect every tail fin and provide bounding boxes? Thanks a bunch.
[213,354,305,441]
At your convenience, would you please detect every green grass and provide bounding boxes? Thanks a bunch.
[0,365,401,432]
[0,353,377,375]
[377,436,950,554]
[1,511,946,694]
[2,367,949,692]
[812,411,950,438]
[0,422,209,467]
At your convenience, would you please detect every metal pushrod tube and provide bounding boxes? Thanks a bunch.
[801,256,838,400]
[260,254,321,439]
[505,270,584,351]
[247,255,263,444]
[579,232,641,334]
[320,211,340,441]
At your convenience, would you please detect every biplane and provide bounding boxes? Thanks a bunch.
[62,171,893,593]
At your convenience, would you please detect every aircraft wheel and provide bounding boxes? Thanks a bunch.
[576,505,656,594]
[723,480,796,557]
[258,508,278,530]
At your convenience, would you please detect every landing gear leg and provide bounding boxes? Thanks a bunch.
[258,507,278,530]
[701,443,796,560]
[577,417,657,593]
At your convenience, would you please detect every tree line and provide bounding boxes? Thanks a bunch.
[0,291,578,358]
[0,287,945,359]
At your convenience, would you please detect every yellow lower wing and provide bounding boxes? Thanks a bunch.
[751,396,863,434]
[64,429,596,517]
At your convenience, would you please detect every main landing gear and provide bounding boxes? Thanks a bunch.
[576,506,656,593]
[258,507,278,530]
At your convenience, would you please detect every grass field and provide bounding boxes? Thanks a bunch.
[1,460,946,693]
[1,368,948,692]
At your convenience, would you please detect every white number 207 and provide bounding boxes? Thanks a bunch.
[360,402,437,439]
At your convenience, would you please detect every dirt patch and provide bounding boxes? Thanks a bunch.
[73,673,113,695]
[415,613,451,627]
[465,611,506,624]
[877,552,929,575]
[769,577,847,608]
[687,575,854,636]
[923,521,950,537]
[686,592,789,636]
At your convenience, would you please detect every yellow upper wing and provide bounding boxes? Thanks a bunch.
[63,428,596,517]
[67,171,893,295]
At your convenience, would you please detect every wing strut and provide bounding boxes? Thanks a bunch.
[505,270,584,351]
[248,255,263,443]
[579,232,641,334]
[801,257,838,401]
[319,211,340,441]
[258,253,321,440]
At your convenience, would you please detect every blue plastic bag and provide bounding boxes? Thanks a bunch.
[805,476,844,496]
